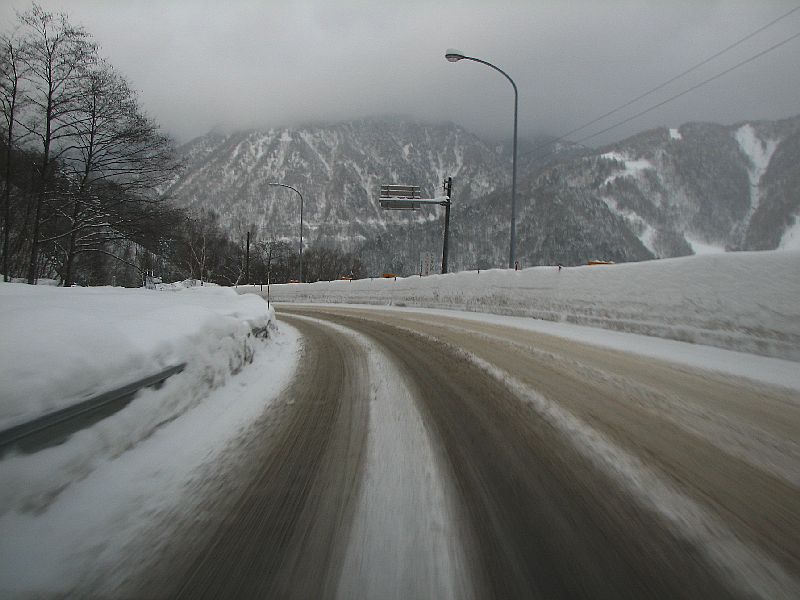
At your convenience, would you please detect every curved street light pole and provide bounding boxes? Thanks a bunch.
[445,50,518,269]
[268,182,304,283]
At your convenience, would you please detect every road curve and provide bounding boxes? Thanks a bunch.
[123,304,799,599]
[281,305,800,599]
[119,315,370,599]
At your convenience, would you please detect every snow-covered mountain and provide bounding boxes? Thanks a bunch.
[546,115,800,258]
[165,118,540,245]
[164,115,800,274]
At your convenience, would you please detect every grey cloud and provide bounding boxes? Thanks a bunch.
[3,0,798,145]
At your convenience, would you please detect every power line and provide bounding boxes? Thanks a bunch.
[522,5,800,160]
[556,5,800,143]
[573,29,800,146]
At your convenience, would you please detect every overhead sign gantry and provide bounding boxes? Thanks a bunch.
[379,178,453,274]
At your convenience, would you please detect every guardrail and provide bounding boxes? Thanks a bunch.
[0,363,186,457]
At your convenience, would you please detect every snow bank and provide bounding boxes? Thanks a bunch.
[0,283,292,596]
[685,236,726,255]
[242,251,800,361]
[0,326,299,597]
[0,282,278,518]
[0,283,274,430]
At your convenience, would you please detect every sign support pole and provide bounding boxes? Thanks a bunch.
[441,177,452,274]
[245,231,250,284]
[378,180,453,276]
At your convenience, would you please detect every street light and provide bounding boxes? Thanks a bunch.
[445,49,519,269]
[267,182,304,283]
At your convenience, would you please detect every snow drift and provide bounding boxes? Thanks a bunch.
[242,251,800,361]
[0,283,275,517]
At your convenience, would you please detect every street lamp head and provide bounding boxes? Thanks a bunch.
[442,48,518,269]
[445,49,466,62]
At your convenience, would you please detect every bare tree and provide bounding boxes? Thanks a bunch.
[300,245,365,282]
[0,32,27,280]
[255,239,283,284]
[179,209,217,283]
[51,61,180,285]
[16,3,96,283]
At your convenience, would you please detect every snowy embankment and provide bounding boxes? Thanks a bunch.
[0,282,277,512]
[0,282,274,430]
[0,282,296,595]
[243,251,800,361]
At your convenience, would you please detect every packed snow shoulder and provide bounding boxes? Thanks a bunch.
[0,282,275,430]
[247,251,800,361]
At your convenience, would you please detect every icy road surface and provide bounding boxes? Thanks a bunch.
[110,305,799,600]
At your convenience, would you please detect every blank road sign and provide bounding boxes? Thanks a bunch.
[380,198,420,210]
[380,184,421,199]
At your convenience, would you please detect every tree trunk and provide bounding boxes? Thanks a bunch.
[2,148,10,282]
[2,41,19,282]
[26,164,47,284]
[27,109,52,285]
[62,191,83,286]
[62,238,76,286]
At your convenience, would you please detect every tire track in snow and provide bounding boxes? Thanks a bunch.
[407,314,800,488]
[153,316,369,599]
[289,315,474,600]
[288,307,740,599]
[468,353,800,600]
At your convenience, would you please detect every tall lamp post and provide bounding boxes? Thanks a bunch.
[268,182,304,283]
[445,49,518,269]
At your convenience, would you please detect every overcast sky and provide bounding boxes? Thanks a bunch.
[3,1,799,146]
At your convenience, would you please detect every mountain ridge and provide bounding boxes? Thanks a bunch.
[163,115,800,274]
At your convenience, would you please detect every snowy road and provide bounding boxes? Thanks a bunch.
[127,305,799,599]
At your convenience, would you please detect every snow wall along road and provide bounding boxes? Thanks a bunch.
[238,251,800,362]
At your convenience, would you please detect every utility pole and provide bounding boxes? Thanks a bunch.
[442,177,452,274]
[245,231,250,285]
